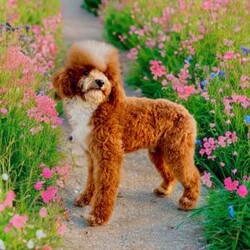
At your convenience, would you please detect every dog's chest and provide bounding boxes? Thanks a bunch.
[64,97,97,149]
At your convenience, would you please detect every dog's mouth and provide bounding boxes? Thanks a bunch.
[83,88,106,104]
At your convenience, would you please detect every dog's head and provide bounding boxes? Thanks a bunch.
[52,40,125,105]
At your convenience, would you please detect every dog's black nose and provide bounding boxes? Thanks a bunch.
[68,135,73,141]
[95,79,104,88]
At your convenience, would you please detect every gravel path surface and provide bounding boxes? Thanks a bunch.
[59,1,205,249]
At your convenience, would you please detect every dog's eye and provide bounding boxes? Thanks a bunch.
[82,70,89,76]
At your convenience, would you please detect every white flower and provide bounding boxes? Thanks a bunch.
[2,174,8,181]
[0,239,6,250]
[27,239,34,249]
[36,229,46,240]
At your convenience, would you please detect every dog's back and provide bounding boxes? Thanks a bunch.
[118,97,196,153]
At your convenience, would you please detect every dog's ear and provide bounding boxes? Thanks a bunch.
[52,67,77,98]
[105,50,125,104]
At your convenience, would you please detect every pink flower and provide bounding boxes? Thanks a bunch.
[27,95,63,127]
[32,25,40,34]
[7,0,17,8]
[42,168,53,179]
[34,181,45,190]
[4,214,28,233]
[158,43,164,49]
[3,190,16,207]
[53,164,70,178]
[3,46,33,72]
[0,204,5,212]
[4,224,12,233]
[176,85,196,100]
[0,88,8,94]
[150,60,166,80]
[57,222,67,236]
[0,108,8,114]
[11,214,28,228]
[224,177,239,191]
[49,42,56,57]
[201,171,212,188]
[161,79,167,86]
[237,185,248,197]
[41,186,58,204]
[39,207,47,218]
[145,39,156,48]
[153,17,159,23]
[243,176,249,181]
[232,169,237,174]
[223,51,235,60]
[127,48,138,60]
[0,190,16,213]
[40,162,46,168]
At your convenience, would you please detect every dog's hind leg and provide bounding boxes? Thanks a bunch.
[164,134,200,210]
[148,148,176,197]
[172,156,200,210]
[74,150,95,207]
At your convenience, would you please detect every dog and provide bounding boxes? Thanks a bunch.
[52,40,200,226]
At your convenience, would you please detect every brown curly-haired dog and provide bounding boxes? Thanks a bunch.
[52,40,200,226]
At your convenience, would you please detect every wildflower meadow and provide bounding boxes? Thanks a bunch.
[84,0,250,249]
[0,0,249,249]
[0,0,69,249]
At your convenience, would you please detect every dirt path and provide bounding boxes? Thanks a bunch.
[59,1,205,249]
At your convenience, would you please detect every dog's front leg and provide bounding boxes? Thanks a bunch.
[87,147,123,226]
[74,150,95,207]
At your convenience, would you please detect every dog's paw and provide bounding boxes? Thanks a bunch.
[87,214,108,226]
[154,185,173,197]
[178,197,196,211]
[74,193,91,207]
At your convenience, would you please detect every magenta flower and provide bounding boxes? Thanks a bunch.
[41,186,58,204]
[42,168,53,179]
[224,177,239,191]
[237,185,248,198]
[34,181,45,190]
